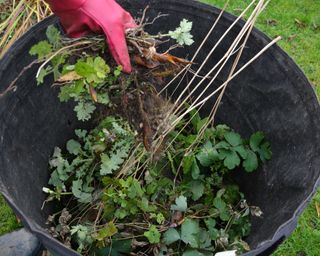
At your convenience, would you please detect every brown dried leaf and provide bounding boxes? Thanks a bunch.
[57,71,82,82]
[134,55,160,68]
[288,34,297,42]
[295,19,306,28]
[153,53,192,65]
[89,85,98,102]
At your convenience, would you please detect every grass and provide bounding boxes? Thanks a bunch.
[0,196,21,236]
[0,0,319,255]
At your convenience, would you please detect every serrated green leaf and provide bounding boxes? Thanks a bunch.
[46,25,61,47]
[168,19,194,46]
[163,228,180,245]
[189,180,205,201]
[72,180,92,203]
[243,150,258,172]
[94,222,118,241]
[156,213,165,224]
[180,19,193,32]
[97,93,110,105]
[100,143,130,175]
[74,101,96,121]
[171,195,188,212]
[224,131,242,146]
[66,139,81,155]
[36,66,52,85]
[29,40,52,58]
[144,225,161,244]
[181,218,200,248]
[58,81,84,102]
[93,56,110,75]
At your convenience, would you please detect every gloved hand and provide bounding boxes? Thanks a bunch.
[46,0,136,73]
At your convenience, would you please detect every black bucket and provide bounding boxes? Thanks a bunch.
[0,0,319,255]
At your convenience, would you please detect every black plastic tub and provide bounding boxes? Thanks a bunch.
[0,0,319,255]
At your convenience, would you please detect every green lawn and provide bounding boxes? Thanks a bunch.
[0,0,319,255]
[0,196,21,236]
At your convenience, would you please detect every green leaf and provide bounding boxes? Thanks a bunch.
[205,219,218,240]
[74,101,96,121]
[72,180,92,203]
[183,154,194,174]
[93,56,110,76]
[189,108,201,131]
[94,240,132,256]
[114,66,122,77]
[75,129,87,140]
[215,141,230,149]
[249,132,265,152]
[156,213,165,224]
[168,19,194,46]
[171,195,188,212]
[224,131,242,146]
[36,66,52,85]
[66,139,81,155]
[258,141,272,161]
[234,145,248,159]
[243,150,258,172]
[58,81,85,102]
[163,228,180,245]
[29,40,52,58]
[144,225,161,244]
[189,180,205,201]
[94,222,118,241]
[46,25,61,47]
[198,230,212,249]
[97,93,110,105]
[182,250,205,256]
[213,197,230,221]
[181,218,200,248]
[219,149,241,170]
[100,143,130,175]
[191,159,200,179]
[213,197,226,210]
[196,141,219,167]
[75,60,95,77]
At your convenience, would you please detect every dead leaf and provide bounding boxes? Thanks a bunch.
[89,85,98,102]
[153,53,192,65]
[57,71,82,82]
[266,19,278,27]
[288,34,297,42]
[295,19,306,28]
[134,55,160,68]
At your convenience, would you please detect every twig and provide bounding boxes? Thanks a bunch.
[0,59,40,98]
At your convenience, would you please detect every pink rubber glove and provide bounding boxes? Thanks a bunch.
[46,0,136,73]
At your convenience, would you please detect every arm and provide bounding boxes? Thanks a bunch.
[46,0,136,73]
